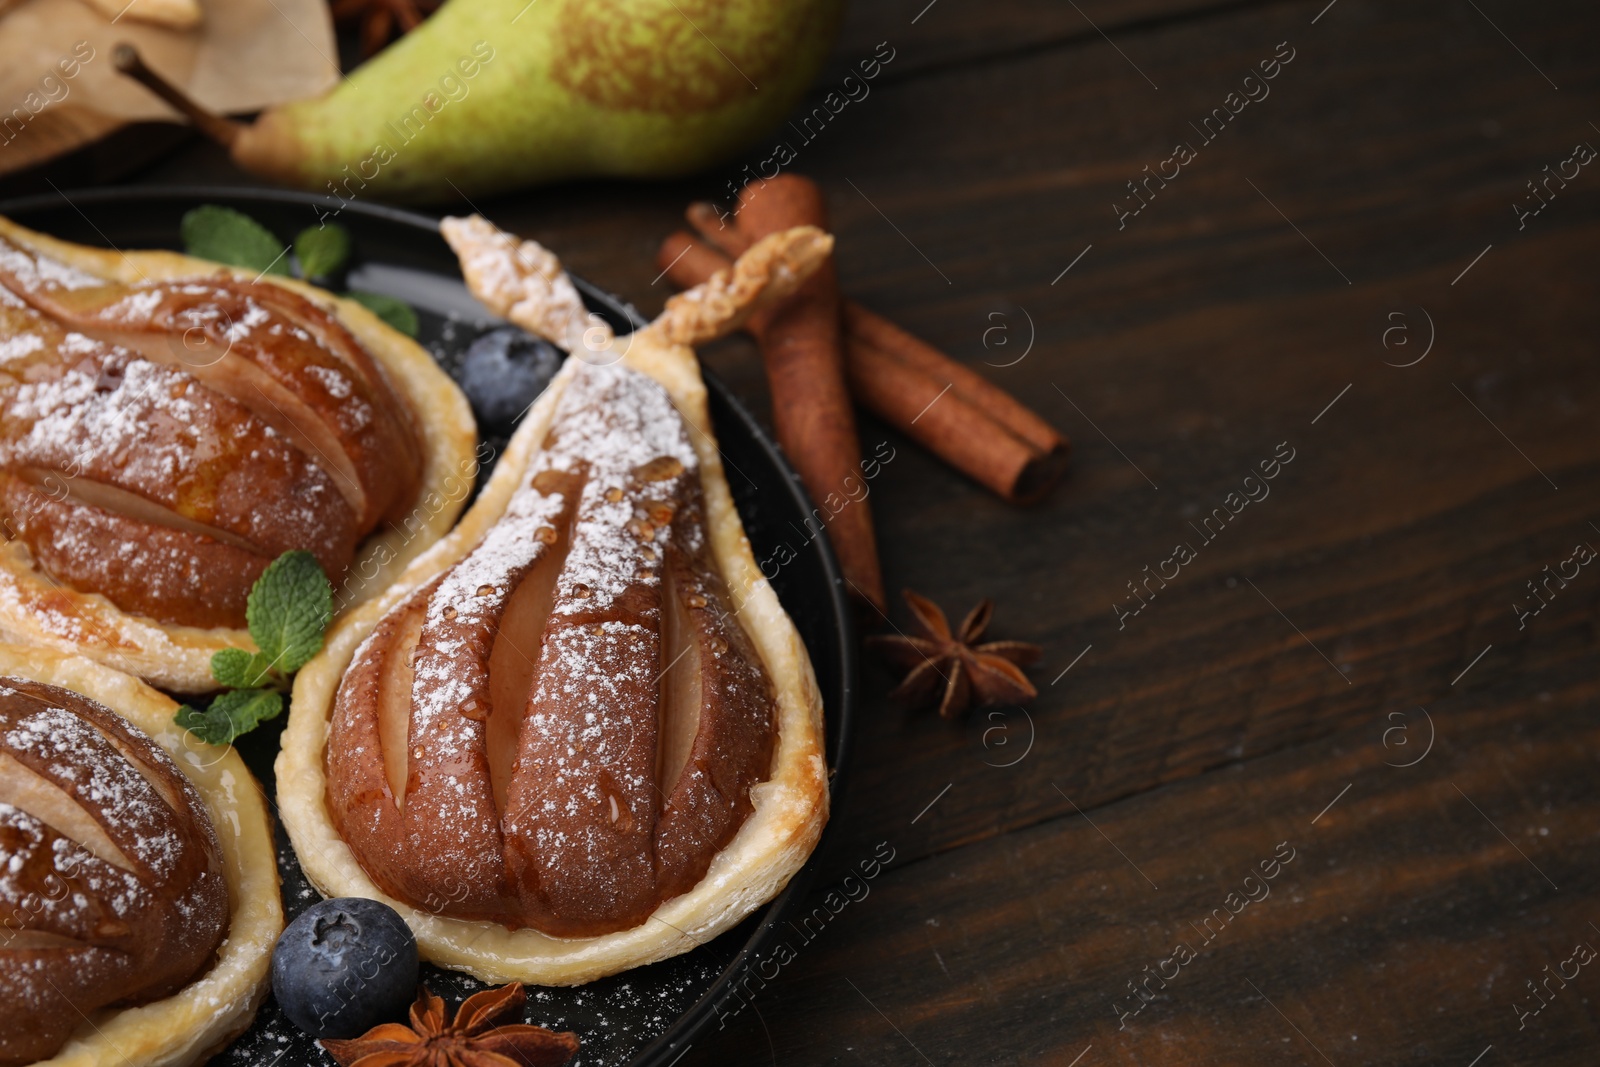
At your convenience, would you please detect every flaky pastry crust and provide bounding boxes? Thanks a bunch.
[280,225,832,984]
[0,643,281,1066]
[440,215,610,354]
[0,217,478,693]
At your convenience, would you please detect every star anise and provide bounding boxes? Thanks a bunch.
[331,0,444,58]
[866,590,1042,718]
[321,982,579,1067]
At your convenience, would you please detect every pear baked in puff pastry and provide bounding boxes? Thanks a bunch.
[280,219,833,984]
[0,217,476,693]
[0,643,281,1067]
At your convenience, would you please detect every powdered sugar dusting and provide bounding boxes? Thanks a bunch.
[0,679,230,1042]
[0,306,350,563]
[440,215,613,354]
[0,332,43,365]
[306,363,352,399]
[412,361,697,737]
[551,365,698,615]
[0,687,181,879]
[337,360,709,921]
[0,237,102,291]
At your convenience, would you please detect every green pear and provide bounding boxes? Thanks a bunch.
[230,0,845,202]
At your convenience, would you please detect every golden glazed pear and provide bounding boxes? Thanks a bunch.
[225,0,843,201]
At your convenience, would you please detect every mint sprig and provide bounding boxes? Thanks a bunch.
[179,204,418,336]
[293,224,351,280]
[176,550,333,747]
[210,646,275,689]
[246,549,333,673]
[345,290,419,337]
[180,205,291,276]
[176,689,284,747]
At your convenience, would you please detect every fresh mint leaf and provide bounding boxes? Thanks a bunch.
[180,205,290,276]
[180,551,330,746]
[346,290,419,337]
[211,646,275,689]
[176,689,284,747]
[294,223,351,280]
[245,550,332,675]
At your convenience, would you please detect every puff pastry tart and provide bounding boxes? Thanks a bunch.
[280,220,833,984]
[0,643,280,1066]
[0,217,476,692]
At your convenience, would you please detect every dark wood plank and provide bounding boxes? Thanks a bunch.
[827,0,1276,83]
[812,216,1600,854]
[688,649,1600,1064]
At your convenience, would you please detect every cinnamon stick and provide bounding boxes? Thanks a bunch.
[726,176,884,614]
[685,201,730,245]
[659,232,1068,505]
[846,331,1069,504]
[688,200,1069,487]
[840,305,1065,458]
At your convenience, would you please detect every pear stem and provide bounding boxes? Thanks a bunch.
[113,43,243,149]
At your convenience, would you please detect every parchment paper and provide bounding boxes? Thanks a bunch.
[0,0,338,176]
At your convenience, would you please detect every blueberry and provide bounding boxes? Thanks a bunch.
[270,897,418,1039]
[458,326,564,433]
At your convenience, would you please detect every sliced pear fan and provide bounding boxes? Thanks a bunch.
[281,219,834,984]
[0,216,476,692]
[0,644,281,1067]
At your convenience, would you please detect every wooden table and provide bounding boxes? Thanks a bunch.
[110,0,1600,1062]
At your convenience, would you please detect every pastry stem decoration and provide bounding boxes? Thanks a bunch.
[443,215,612,356]
[867,589,1042,719]
[321,982,578,1067]
[658,175,1071,506]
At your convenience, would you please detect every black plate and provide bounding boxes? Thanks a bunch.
[0,187,855,1067]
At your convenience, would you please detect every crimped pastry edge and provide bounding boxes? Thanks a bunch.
[279,330,831,985]
[0,643,283,1067]
[0,216,479,693]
